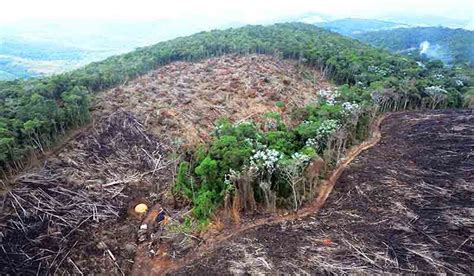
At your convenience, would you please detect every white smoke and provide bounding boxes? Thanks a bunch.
[418,41,452,64]
[419,41,430,55]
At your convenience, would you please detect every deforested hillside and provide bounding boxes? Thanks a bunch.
[0,54,332,274]
[95,55,331,146]
[0,23,472,275]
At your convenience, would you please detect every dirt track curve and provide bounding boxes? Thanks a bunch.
[170,109,474,274]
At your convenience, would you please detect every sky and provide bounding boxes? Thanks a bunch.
[1,0,473,24]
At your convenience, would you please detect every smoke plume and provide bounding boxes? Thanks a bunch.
[419,41,430,54]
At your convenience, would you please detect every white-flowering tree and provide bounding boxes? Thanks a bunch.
[250,147,283,177]
[318,89,339,105]
[425,86,448,109]
[371,88,404,112]
[249,147,283,211]
[305,119,341,152]
[278,152,312,211]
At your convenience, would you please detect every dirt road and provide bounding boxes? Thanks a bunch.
[172,109,474,274]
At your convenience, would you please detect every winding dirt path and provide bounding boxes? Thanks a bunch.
[167,109,473,274]
[133,115,387,275]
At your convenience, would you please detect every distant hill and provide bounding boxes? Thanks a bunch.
[354,27,474,66]
[306,19,473,67]
[0,38,120,80]
[0,39,85,60]
[279,12,335,24]
[0,55,39,80]
[315,18,408,35]
[381,14,471,29]
[0,19,235,80]
[0,39,91,80]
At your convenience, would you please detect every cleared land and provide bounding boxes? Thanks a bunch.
[172,109,474,274]
[0,55,330,274]
[2,54,471,275]
[95,54,331,146]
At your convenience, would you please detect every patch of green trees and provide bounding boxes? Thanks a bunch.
[173,90,376,225]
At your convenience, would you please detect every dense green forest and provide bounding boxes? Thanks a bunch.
[354,27,474,66]
[0,23,471,175]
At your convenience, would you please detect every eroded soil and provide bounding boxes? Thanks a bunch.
[173,109,474,274]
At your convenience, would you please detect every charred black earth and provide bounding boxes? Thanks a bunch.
[174,109,474,274]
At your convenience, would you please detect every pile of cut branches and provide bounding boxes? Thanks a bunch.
[1,111,172,274]
[96,54,331,146]
[2,172,122,274]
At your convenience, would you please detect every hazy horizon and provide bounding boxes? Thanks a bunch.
[1,0,472,80]
[1,0,473,26]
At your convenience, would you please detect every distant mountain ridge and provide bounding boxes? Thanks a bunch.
[0,15,471,80]
[353,27,474,66]
[297,15,471,31]
[293,17,473,66]
[315,18,409,35]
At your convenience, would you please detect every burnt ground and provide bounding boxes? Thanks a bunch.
[173,109,474,274]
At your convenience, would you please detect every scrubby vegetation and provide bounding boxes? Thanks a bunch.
[0,22,470,178]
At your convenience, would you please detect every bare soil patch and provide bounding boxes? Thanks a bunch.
[173,109,474,274]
